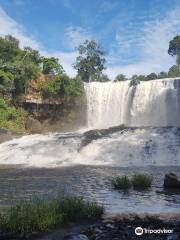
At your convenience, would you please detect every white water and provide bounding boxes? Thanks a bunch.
[0,127,180,167]
[85,78,180,128]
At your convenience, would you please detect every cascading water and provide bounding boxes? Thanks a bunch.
[0,78,180,214]
[85,78,180,128]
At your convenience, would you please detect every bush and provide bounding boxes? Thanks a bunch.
[132,174,153,189]
[0,194,104,235]
[112,176,132,190]
[0,97,26,133]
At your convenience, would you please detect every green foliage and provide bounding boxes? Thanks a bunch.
[132,174,153,189]
[40,74,83,100]
[0,35,20,62]
[0,97,26,133]
[0,35,42,96]
[168,35,180,61]
[137,75,146,81]
[12,60,41,95]
[158,72,168,79]
[145,73,158,80]
[0,70,14,91]
[97,74,110,82]
[0,194,103,235]
[112,176,132,190]
[74,40,106,82]
[168,36,180,76]
[115,74,127,81]
[168,65,180,77]
[23,47,42,65]
[42,57,64,75]
[112,174,153,191]
[131,74,146,81]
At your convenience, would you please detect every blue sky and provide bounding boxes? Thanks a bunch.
[0,0,180,78]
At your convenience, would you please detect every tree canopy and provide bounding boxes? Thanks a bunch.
[74,40,106,82]
[0,35,83,99]
[115,74,127,81]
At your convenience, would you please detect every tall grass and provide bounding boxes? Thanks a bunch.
[112,174,153,190]
[112,176,132,190]
[132,174,153,189]
[0,194,104,236]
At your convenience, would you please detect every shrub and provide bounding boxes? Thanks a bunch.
[0,98,26,133]
[112,176,132,190]
[132,174,153,189]
[0,194,104,236]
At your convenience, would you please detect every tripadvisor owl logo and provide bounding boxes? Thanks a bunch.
[135,227,143,235]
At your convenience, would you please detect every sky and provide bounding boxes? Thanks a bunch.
[0,0,179,79]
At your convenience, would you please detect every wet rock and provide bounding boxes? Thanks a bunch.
[80,125,126,149]
[164,173,180,189]
[63,233,89,240]
[25,117,42,134]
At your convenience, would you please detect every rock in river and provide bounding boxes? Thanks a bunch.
[164,173,180,189]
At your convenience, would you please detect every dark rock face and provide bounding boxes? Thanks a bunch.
[23,94,87,133]
[164,173,180,189]
[80,125,126,149]
[25,117,42,134]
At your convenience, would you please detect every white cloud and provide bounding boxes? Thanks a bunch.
[107,7,180,79]
[66,26,92,49]
[0,7,77,76]
[0,7,41,49]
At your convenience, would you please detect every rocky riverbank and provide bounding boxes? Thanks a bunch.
[33,214,180,240]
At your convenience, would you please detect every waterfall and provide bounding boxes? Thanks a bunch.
[84,78,180,128]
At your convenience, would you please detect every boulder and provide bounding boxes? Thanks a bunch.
[164,173,180,189]
[25,117,42,134]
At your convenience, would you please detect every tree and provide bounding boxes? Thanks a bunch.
[145,73,158,80]
[0,35,20,62]
[5,35,19,48]
[23,47,42,65]
[168,65,179,78]
[115,74,127,81]
[98,74,110,82]
[40,74,83,100]
[12,60,41,95]
[42,57,64,75]
[168,36,180,76]
[158,72,168,79]
[137,75,146,81]
[74,40,106,82]
[0,70,14,93]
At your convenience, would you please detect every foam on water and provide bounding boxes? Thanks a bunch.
[0,127,180,167]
